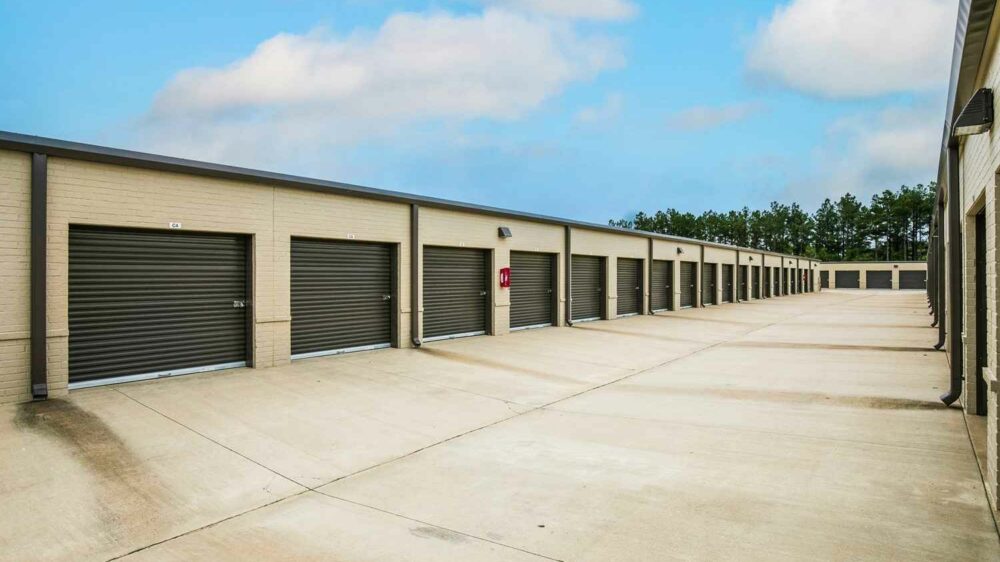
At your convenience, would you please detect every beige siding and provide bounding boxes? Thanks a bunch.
[0,150,30,404]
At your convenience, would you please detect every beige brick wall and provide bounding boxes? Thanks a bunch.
[652,240,699,309]
[819,262,926,290]
[572,228,648,319]
[420,208,565,335]
[0,150,30,404]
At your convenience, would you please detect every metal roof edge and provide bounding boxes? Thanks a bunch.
[0,130,811,261]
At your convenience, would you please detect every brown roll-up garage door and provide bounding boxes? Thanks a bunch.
[721,264,734,303]
[899,270,926,289]
[866,270,891,289]
[572,255,604,321]
[510,251,555,329]
[651,260,673,311]
[290,238,394,358]
[679,261,696,308]
[423,246,489,340]
[835,270,860,288]
[738,265,748,301]
[820,270,830,288]
[772,267,780,295]
[782,269,790,294]
[751,266,760,299]
[763,267,770,297]
[702,263,717,305]
[617,258,642,316]
[69,226,248,387]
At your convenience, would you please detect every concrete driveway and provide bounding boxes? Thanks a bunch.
[1,291,996,561]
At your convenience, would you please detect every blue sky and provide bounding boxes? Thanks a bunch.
[0,0,956,223]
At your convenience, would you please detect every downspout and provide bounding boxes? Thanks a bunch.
[934,198,948,349]
[410,204,421,347]
[941,143,963,405]
[648,238,654,314]
[565,226,573,326]
[735,250,740,303]
[31,153,48,400]
[697,245,704,307]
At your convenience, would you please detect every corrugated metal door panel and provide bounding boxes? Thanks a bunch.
[423,246,488,339]
[68,226,247,385]
[899,270,926,289]
[721,264,733,303]
[679,261,696,308]
[751,266,760,299]
[651,260,672,311]
[510,251,553,329]
[572,255,603,321]
[821,271,830,288]
[866,271,891,289]
[702,263,717,305]
[763,267,770,297]
[782,269,789,294]
[773,267,780,295]
[835,270,860,288]
[290,238,392,357]
[616,258,641,316]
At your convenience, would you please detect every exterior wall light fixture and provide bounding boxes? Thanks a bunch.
[498,227,513,238]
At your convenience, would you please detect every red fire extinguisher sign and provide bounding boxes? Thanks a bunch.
[499,267,511,288]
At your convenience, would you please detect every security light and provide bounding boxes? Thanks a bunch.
[954,88,993,137]
[498,227,512,238]
[676,248,684,255]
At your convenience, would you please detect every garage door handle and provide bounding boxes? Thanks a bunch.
[233,300,246,309]
[382,294,392,301]
[479,291,488,296]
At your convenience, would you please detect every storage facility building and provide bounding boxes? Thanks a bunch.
[0,132,816,405]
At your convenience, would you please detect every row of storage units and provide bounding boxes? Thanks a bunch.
[817,264,927,290]
[0,136,817,401]
[65,225,821,388]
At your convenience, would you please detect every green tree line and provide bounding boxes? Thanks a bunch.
[609,183,936,261]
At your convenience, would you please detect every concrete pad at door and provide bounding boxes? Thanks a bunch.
[115,359,520,488]
[320,408,999,561]
[119,492,549,562]
[0,389,303,562]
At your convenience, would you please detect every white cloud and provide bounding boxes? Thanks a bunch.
[481,0,637,21]
[574,92,623,124]
[138,8,624,166]
[666,101,766,131]
[787,100,941,205]
[746,0,956,98]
